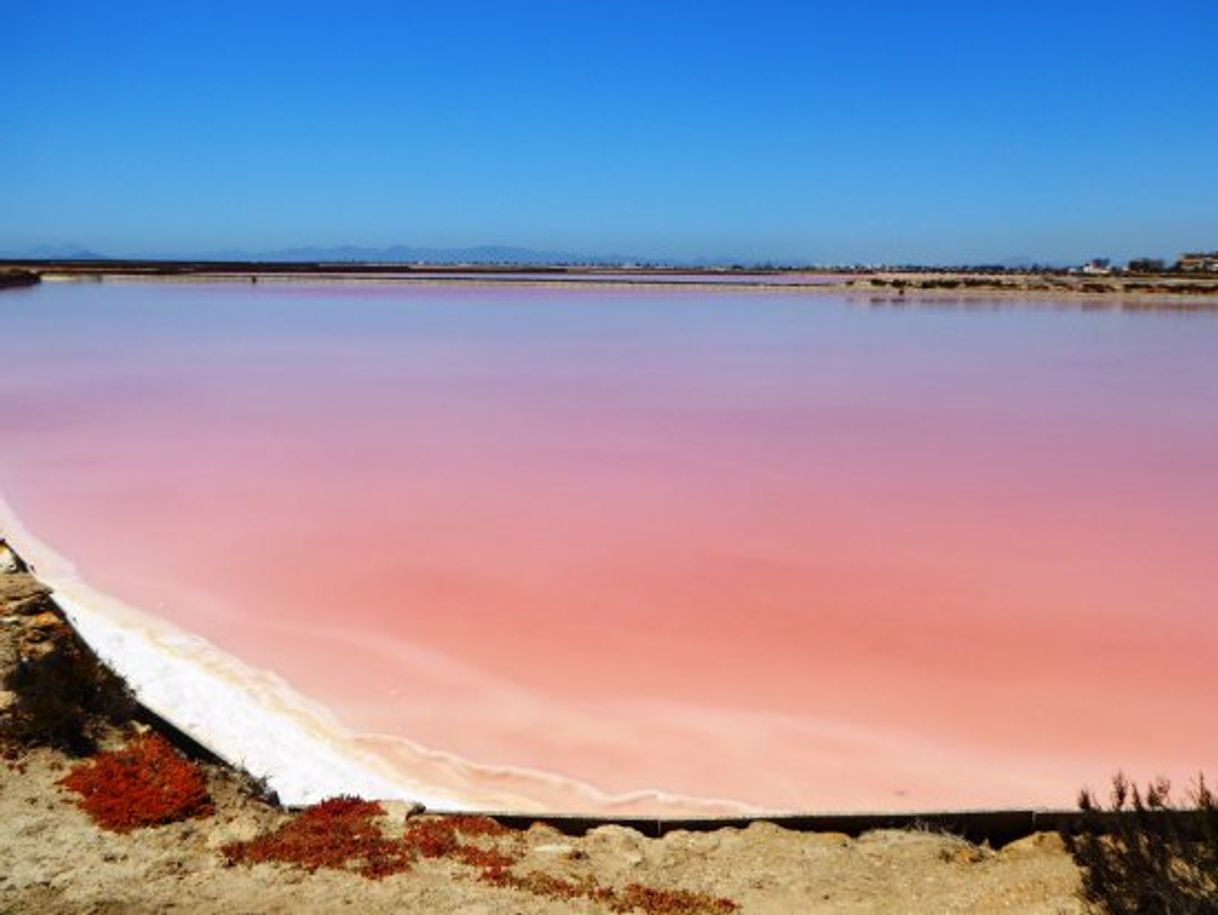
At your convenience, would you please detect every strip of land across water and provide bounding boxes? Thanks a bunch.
[4,259,1218,304]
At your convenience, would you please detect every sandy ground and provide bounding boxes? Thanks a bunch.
[1,749,1083,914]
[0,550,1085,914]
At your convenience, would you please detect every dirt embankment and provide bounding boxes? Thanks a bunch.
[0,541,1084,914]
[849,272,1218,304]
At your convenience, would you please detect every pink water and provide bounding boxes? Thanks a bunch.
[1,280,1215,812]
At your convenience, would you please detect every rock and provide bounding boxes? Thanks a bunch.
[0,543,25,574]
[0,574,49,607]
[18,639,57,661]
[525,823,565,841]
[533,842,579,857]
[25,611,63,631]
[947,844,987,864]
[11,593,54,616]
[383,800,427,822]
[1001,831,1067,858]
[586,825,647,866]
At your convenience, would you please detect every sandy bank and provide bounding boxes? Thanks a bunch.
[1,761,1084,914]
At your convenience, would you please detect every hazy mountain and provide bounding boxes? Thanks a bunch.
[3,241,820,269]
[1,243,110,260]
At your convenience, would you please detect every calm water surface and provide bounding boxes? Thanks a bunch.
[1,280,1215,811]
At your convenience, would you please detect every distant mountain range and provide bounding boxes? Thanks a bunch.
[1,243,656,266]
[7,243,111,260]
[1,242,1072,270]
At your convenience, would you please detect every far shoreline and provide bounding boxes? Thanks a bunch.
[4,259,1218,307]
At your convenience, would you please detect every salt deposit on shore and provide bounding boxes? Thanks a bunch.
[0,496,450,807]
[1,496,755,815]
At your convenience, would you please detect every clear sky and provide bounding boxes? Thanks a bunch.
[4,0,1217,265]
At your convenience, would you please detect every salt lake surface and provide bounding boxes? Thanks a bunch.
[1,280,1215,813]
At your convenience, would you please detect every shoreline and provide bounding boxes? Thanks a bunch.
[3,260,1218,306]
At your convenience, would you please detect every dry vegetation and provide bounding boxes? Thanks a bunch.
[219,801,740,913]
[223,796,414,879]
[0,567,134,753]
[1065,774,1218,915]
[58,732,213,832]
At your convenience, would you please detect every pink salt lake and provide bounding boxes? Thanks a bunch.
[1,280,1215,813]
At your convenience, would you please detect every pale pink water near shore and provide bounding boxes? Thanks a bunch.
[1,280,1216,812]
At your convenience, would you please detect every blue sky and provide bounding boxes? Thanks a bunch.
[4,1,1217,264]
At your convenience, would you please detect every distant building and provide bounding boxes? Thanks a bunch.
[1081,257,1112,275]
[1177,251,1218,272]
